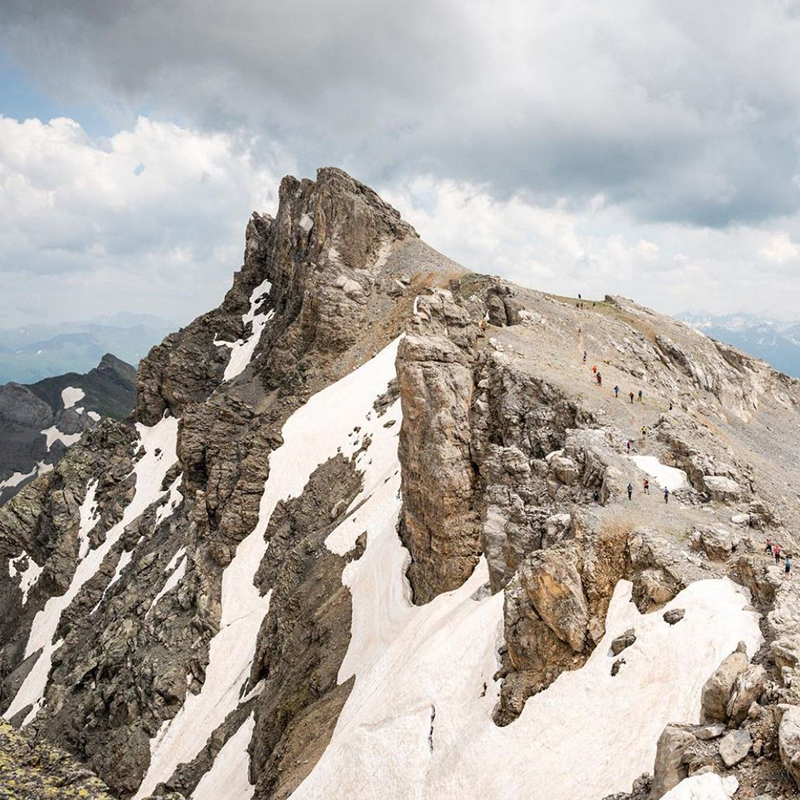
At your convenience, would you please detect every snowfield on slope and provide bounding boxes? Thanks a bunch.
[134,338,402,800]
[287,443,760,798]
[5,415,179,724]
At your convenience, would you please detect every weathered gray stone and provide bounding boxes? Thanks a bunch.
[611,628,637,656]
[701,642,749,723]
[727,663,766,726]
[650,725,696,798]
[779,705,800,788]
[718,729,751,767]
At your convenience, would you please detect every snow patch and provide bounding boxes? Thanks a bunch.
[87,411,101,422]
[5,414,179,723]
[41,426,82,451]
[61,386,85,409]
[134,340,401,800]
[298,213,313,232]
[192,714,256,800]
[630,455,688,492]
[148,551,187,614]
[216,278,274,382]
[8,554,43,604]
[156,474,183,526]
[0,466,37,491]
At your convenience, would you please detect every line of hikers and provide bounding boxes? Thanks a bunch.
[627,478,671,503]
[586,355,645,402]
[765,539,793,575]
[584,354,674,412]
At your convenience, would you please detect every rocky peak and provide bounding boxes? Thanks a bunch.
[135,167,419,425]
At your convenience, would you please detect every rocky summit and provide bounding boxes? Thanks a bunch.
[2,167,800,800]
[0,354,137,507]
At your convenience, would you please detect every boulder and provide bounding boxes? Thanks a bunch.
[718,729,751,767]
[726,663,766,726]
[611,628,637,656]
[519,549,589,653]
[663,609,685,625]
[700,642,749,723]
[551,456,580,486]
[542,513,572,548]
[650,725,697,798]
[702,476,742,502]
[694,723,726,741]
[779,705,800,788]
[690,525,740,561]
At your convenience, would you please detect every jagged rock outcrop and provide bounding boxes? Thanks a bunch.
[396,288,481,603]
[0,168,455,797]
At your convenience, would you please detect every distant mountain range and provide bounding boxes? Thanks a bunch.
[676,311,800,379]
[0,353,137,506]
[0,312,175,384]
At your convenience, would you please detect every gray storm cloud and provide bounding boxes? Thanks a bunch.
[3,0,800,226]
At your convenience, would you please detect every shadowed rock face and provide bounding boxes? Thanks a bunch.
[4,168,800,799]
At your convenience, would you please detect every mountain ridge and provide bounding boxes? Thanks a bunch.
[2,168,800,800]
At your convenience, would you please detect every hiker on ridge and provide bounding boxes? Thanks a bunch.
[614,385,619,398]
[663,487,670,504]
[629,391,635,404]
[627,482,633,501]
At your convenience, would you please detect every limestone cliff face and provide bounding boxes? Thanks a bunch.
[396,286,483,603]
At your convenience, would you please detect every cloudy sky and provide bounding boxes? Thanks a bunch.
[2,0,800,327]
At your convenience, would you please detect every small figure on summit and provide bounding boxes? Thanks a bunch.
[643,477,650,494]
[629,391,635,404]
[596,372,602,386]
[614,385,619,398]
[786,555,792,576]
[638,389,643,402]
[592,365,598,375]
[663,487,670,504]
[627,482,633,501]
